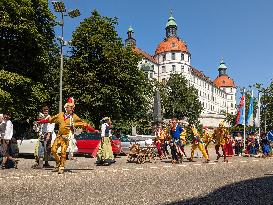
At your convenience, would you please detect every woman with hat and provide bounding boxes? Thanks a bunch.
[96,117,115,166]
[38,97,96,174]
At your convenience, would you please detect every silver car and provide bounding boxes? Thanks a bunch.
[120,135,156,154]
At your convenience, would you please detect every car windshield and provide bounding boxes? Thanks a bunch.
[22,131,39,140]
[75,132,101,140]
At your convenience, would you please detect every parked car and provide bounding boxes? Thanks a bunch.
[74,132,121,157]
[120,135,156,154]
[17,131,78,156]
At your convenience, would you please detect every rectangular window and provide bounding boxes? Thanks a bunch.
[181,53,184,61]
[162,66,166,73]
[181,65,184,72]
[172,65,176,73]
[163,54,166,61]
[171,53,175,60]
[150,72,153,78]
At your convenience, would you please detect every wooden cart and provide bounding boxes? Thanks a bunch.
[127,144,157,164]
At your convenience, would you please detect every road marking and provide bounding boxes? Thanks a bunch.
[208,162,216,165]
[193,164,202,166]
[43,175,50,177]
[150,167,158,169]
[178,164,187,167]
[240,161,247,163]
[253,159,259,162]
[135,167,144,170]
[163,165,172,168]
[12,176,20,179]
[227,161,232,164]
[98,170,105,173]
[107,169,118,172]
[122,168,130,171]
[25,176,35,178]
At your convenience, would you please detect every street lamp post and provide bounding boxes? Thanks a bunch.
[52,1,80,112]
[153,55,162,123]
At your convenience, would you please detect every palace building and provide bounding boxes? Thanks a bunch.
[125,14,236,127]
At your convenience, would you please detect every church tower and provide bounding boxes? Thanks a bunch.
[125,26,136,47]
[165,12,177,38]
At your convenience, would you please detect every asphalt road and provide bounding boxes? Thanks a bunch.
[1,149,273,205]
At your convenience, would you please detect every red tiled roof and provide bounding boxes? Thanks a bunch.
[133,47,157,64]
[155,36,189,55]
[213,75,236,88]
[190,66,213,84]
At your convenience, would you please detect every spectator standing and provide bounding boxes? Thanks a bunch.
[32,106,55,169]
[234,134,243,156]
[1,112,18,169]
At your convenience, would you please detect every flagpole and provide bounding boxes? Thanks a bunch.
[243,89,246,150]
[258,91,261,143]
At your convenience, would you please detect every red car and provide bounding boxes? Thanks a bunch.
[75,132,121,157]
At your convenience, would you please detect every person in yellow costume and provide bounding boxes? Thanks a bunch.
[38,97,95,174]
[162,125,171,158]
[202,126,213,157]
[188,124,210,163]
[212,121,229,162]
[179,124,188,157]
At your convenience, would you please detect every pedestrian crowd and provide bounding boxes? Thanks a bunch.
[1,97,272,174]
[153,118,273,164]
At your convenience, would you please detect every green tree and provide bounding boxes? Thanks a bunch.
[66,10,153,127]
[260,82,273,131]
[0,0,59,118]
[161,73,202,124]
[0,0,55,80]
[0,70,48,119]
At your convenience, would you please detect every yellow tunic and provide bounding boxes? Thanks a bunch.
[47,112,87,169]
[180,129,187,144]
[202,131,212,144]
[48,112,87,136]
[213,127,229,145]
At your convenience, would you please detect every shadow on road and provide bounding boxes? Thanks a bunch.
[165,175,273,205]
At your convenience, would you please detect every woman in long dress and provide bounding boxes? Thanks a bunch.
[96,117,115,166]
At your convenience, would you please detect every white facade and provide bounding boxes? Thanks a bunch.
[126,15,237,127]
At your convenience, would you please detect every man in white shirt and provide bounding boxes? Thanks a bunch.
[1,112,17,169]
[0,114,5,139]
[32,106,55,169]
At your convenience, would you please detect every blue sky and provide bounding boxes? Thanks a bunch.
[50,0,273,93]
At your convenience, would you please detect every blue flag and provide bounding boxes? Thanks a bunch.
[267,130,273,141]
[246,91,254,126]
